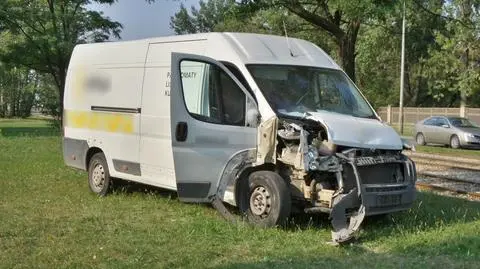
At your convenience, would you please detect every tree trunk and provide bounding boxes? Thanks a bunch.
[50,66,66,124]
[338,20,360,82]
[0,89,4,117]
[339,38,356,82]
[57,73,65,122]
[460,48,469,116]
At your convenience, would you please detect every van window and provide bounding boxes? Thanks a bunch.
[247,65,375,119]
[221,62,255,101]
[180,60,246,126]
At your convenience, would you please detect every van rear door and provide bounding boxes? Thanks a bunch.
[170,52,257,202]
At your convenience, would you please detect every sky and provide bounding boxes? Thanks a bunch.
[89,0,199,41]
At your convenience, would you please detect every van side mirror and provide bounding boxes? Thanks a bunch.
[442,124,450,128]
[246,108,261,128]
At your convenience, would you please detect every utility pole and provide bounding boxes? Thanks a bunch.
[399,0,406,134]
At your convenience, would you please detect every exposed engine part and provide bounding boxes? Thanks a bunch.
[335,171,344,192]
[211,113,416,246]
[313,155,342,172]
[317,189,335,208]
[312,138,336,156]
[308,177,336,208]
[278,146,298,166]
[277,123,302,140]
[277,121,404,244]
[255,118,415,244]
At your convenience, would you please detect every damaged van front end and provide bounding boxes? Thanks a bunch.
[272,112,417,243]
[211,64,417,244]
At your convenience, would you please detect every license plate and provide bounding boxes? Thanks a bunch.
[376,194,401,207]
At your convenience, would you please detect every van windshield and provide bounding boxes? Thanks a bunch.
[247,65,375,119]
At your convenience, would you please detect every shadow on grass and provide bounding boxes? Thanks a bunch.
[107,176,480,244]
[111,178,178,200]
[0,127,59,137]
[109,179,480,242]
[212,235,480,269]
[213,193,480,269]
[100,181,480,267]
[360,191,480,239]
[285,212,331,231]
[280,191,479,236]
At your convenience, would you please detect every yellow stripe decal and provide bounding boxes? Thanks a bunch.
[65,110,135,134]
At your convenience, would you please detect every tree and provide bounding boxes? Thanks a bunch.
[239,0,395,82]
[170,1,337,63]
[170,0,239,34]
[422,0,480,107]
[0,62,40,118]
[170,0,398,82]
[356,0,447,108]
[0,0,123,119]
[34,74,60,119]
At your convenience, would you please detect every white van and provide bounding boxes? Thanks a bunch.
[63,32,416,243]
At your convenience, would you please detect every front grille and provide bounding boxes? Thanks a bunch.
[343,163,405,189]
[365,185,407,193]
[355,155,402,166]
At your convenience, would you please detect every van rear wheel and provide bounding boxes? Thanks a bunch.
[238,171,291,227]
[88,152,112,196]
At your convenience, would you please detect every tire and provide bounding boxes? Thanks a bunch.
[416,133,426,146]
[238,171,291,227]
[450,135,460,149]
[88,152,112,196]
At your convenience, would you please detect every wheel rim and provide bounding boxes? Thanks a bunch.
[91,163,105,192]
[417,134,424,145]
[249,186,272,218]
[452,136,459,148]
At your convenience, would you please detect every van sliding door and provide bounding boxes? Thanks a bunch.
[170,53,257,202]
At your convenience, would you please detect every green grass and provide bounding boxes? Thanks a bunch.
[0,117,58,137]
[1,119,480,268]
[390,123,415,137]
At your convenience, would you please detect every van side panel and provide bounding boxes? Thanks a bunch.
[139,40,207,190]
[64,42,148,180]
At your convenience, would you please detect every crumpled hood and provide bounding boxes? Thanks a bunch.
[305,111,403,150]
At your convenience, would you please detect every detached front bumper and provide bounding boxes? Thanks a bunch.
[362,157,417,215]
[330,154,417,243]
[362,183,416,216]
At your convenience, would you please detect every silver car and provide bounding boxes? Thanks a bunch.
[414,116,480,148]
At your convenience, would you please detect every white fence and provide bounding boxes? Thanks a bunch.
[377,106,480,125]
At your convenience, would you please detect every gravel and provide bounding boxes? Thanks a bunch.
[416,163,480,193]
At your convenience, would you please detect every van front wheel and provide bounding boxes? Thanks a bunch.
[239,171,291,227]
[88,152,112,196]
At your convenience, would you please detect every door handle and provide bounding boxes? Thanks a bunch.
[175,122,188,142]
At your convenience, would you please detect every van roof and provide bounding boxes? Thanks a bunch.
[73,32,340,70]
